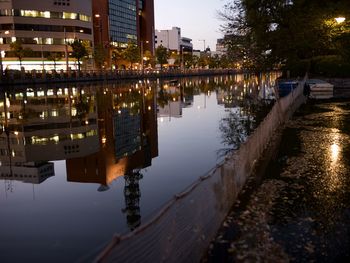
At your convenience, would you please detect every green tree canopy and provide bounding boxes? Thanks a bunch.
[70,39,88,71]
[123,41,140,69]
[111,48,124,69]
[220,0,350,72]
[155,45,168,69]
[94,44,108,70]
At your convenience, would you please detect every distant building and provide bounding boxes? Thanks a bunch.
[155,27,193,53]
[216,38,227,56]
[0,0,94,70]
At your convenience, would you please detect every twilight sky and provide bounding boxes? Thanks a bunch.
[154,0,228,51]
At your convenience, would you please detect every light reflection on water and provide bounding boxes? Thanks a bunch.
[0,73,278,262]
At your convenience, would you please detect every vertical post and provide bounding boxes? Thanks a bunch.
[140,41,144,73]
[181,46,184,70]
[41,38,44,70]
[199,39,206,52]
[64,28,69,71]
[0,49,3,79]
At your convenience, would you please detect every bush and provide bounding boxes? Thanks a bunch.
[310,56,350,78]
[282,59,310,78]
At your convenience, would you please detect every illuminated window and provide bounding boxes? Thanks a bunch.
[63,12,77,20]
[51,109,58,117]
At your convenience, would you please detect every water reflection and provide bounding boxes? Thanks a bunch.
[0,73,279,262]
[217,73,277,156]
[0,82,159,229]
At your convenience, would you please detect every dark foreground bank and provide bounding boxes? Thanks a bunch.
[204,98,350,262]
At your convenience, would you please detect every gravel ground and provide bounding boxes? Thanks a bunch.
[204,99,350,263]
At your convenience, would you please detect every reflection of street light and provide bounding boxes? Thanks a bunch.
[335,17,346,24]
[0,30,10,77]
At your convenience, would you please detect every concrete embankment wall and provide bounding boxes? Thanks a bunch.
[94,78,307,263]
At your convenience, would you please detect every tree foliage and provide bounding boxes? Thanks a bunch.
[94,44,108,70]
[155,45,168,68]
[70,39,88,71]
[111,48,124,69]
[10,41,33,67]
[220,0,350,72]
[123,41,140,69]
[46,52,62,70]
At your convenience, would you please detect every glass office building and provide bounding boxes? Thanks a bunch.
[93,0,154,52]
[109,0,137,47]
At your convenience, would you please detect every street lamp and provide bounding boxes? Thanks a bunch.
[94,14,102,44]
[335,17,346,24]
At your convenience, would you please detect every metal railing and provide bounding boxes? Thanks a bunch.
[0,68,237,85]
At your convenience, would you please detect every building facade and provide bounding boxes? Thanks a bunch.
[0,0,94,70]
[92,0,155,67]
[216,38,227,57]
[155,27,193,53]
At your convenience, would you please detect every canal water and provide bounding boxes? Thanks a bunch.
[0,73,278,262]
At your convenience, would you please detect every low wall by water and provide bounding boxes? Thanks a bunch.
[0,69,236,86]
[94,78,307,263]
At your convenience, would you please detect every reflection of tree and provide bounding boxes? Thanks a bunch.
[122,170,143,231]
[218,100,273,157]
[219,109,252,157]
[157,87,172,108]
[75,89,91,122]
[115,89,141,115]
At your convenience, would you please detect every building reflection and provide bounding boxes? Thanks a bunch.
[0,82,159,229]
[66,81,159,230]
[0,85,99,187]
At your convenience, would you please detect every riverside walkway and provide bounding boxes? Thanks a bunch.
[205,97,350,262]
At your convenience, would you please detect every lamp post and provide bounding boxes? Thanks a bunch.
[140,40,149,73]
[95,14,102,45]
[199,39,206,52]
[64,27,69,71]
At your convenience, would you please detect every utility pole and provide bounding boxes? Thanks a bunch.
[199,39,206,52]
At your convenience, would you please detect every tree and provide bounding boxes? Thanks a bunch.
[123,41,140,69]
[94,44,108,70]
[220,0,350,72]
[111,48,124,69]
[10,41,33,68]
[155,45,168,69]
[183,53,194,69]
[143,50,155,68]
[46,52,61,70]
[70,39,88,71]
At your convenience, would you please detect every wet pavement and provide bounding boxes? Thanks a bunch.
[204,99,350,262]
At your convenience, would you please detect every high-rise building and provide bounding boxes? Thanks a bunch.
[92,0,155,66]
[0,0,93,70]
